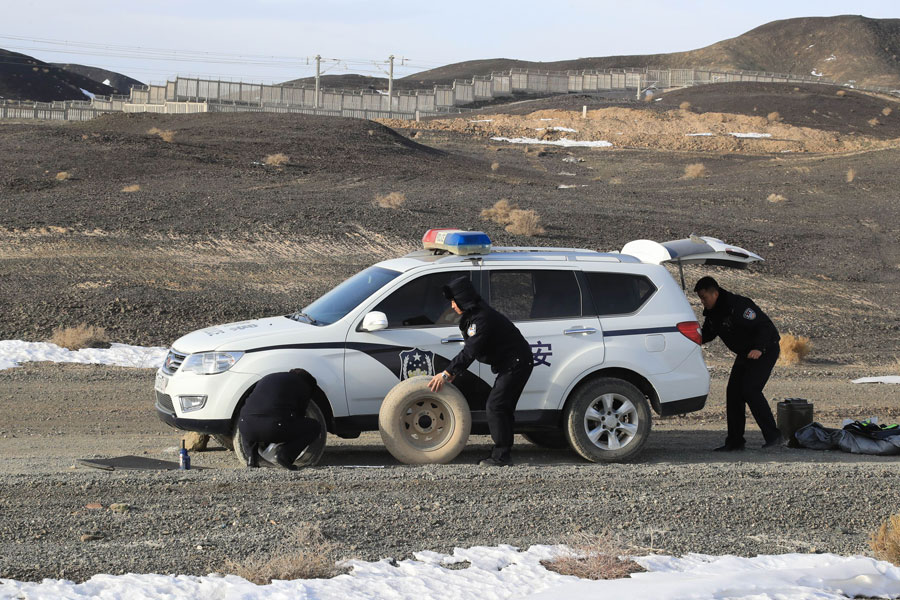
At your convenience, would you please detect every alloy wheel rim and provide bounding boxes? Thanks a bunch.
[583,393,638,450]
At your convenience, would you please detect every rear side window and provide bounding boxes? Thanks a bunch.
[489,270,582,321]
[374,271,472,328]
[586,272,656,315]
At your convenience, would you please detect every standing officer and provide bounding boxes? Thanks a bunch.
[239,369,323,470]
[694,276,783,451]
[428,276,533,466]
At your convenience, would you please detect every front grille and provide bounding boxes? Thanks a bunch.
[156,391,175,414]
[162,349,187,375]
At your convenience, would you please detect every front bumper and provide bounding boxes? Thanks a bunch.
[156,392,232,435]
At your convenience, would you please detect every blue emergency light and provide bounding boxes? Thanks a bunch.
[422,229,492,255]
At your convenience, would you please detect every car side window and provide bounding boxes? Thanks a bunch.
[586,272,656,315]
[489,270,582,321]
[374,272,471,328]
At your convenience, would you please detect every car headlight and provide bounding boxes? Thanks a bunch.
[180,351,244,375]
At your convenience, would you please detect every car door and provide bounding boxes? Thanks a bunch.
[482,267,603,412]
[343,269,487,417]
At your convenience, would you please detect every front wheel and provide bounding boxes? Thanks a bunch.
[378,376,471,464]
[564,377,651,463]
[233,401,328,468]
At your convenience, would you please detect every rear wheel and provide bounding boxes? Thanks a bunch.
[378,376,471,464]
[233,401,328,468]
[564,377,651,463]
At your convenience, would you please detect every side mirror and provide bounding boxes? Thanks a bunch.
[360,311,388,332]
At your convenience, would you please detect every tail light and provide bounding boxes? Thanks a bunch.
[677,321,703,345]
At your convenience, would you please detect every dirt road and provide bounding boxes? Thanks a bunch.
[0,362,897,582]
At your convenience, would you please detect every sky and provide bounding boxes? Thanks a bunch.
[1,1,898,85]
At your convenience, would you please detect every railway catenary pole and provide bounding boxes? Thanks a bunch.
[314,54,321,109]
[388,54,395,114]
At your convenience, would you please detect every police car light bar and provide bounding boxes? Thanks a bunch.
[422,229,492,255]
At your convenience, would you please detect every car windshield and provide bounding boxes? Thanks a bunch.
[291,266,401,326]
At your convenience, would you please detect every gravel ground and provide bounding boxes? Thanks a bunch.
[0,362,898,582]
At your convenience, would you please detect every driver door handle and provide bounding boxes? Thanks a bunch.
[441,336,464,343]
[564,327,597,335]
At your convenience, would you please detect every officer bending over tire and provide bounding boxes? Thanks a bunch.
[239,369,322,470]
[428,276,533,467]
[694,276,783,451]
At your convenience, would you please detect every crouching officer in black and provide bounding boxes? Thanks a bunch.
[239,369,322,470]
[428,276,533,466]
[694,276,783,451]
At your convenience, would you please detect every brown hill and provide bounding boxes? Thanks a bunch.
[403,15,900,89]
[0,49,117,101]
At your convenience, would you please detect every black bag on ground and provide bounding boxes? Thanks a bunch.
[795,421,900,455]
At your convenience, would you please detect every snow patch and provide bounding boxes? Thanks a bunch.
[1,547,900,600]
[825,54,837,62]
[811,70,824,77]
[535,126,577,133]
[686,132,714,136]
[80,88,95,99]
[729,132,772,138]
[0,340,167,370]
[852,376,900,384]
[492,137,612,148]
[102,78,111,86]
[468,119,493,123]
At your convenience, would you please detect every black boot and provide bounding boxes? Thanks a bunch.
[712,442,745,452]
[243,440,259,468]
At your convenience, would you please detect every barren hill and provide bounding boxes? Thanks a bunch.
[403,15,900,89]
[52,63,144,95]
[0,49,117,101]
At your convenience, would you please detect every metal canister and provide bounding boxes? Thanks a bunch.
[776,398,814,448]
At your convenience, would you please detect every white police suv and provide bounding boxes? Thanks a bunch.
[155,230,761,464]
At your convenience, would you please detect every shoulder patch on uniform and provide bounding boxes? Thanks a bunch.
[743,308,756,320]
[467,323,477,337]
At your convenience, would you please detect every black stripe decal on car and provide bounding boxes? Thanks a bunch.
[243,341,492,410]
[603,326,679,337]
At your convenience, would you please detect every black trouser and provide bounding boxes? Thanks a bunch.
[486,360,533,461]
[725,345,780,446]
[239,415,321,464]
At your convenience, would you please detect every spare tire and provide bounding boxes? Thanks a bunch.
[378,376,471,464]
[233,401,328,468]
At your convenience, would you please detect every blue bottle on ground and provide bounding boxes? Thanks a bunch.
[179,440,191,470]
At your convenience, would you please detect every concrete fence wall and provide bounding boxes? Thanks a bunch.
[3,66,897,123]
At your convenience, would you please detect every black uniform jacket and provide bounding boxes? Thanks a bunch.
[446,302,532,376]
[240,371,312,421]
[700,289,780,357]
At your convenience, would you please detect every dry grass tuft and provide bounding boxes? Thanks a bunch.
[836,89,847,97]
[883,107,893,117]
[767,111,782,122]
[868,117,881,127]
[481,198,519,224]
[505,209,545,236]
[490,161,500,172]
[147,127,176,143]
[121,184,141,193]
[50,324,109,350]
[679,101,692,111]
[608,176,623,185]
[374,191,406,209]
[767,193,786,203]
[223,523,342,584]
[55,171,71,181]
[264,153,290,167]
[778,333,812,365]
[542,532,645,580]
[682,163,707,179]
[846,168,856,183]
[870,514,900,566]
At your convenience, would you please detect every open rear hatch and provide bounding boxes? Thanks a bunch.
[621,235,763,288]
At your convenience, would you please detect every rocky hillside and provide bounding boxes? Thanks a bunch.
[403,15,900,89]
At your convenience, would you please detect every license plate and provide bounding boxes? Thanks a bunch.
[155,372,169,393]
